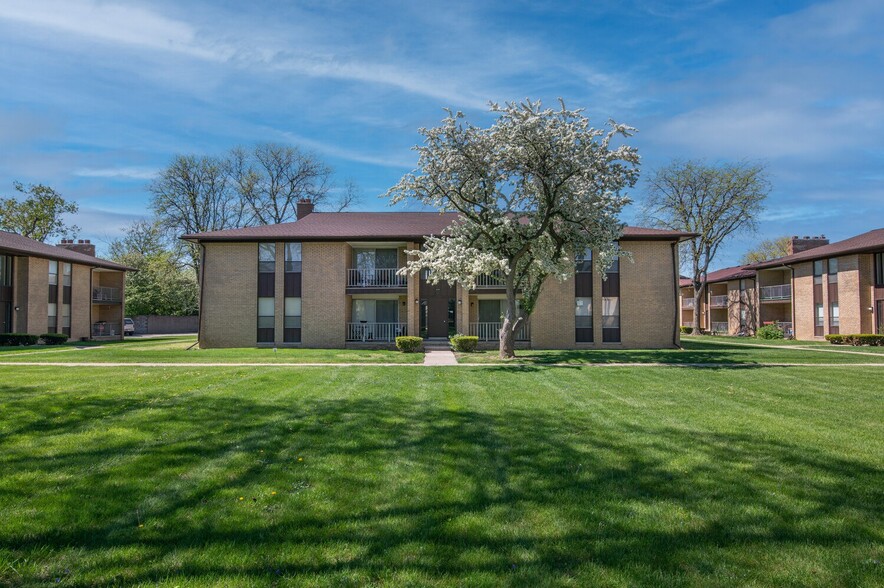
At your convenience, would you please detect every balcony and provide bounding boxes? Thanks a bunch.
[92,321,121,337]
[681,298,695,309]
[469,322,531,342]
[475,272,505,288]
[346,322,407,342]
[711,321,729,333]
[347,268,406,288]
[92,286,121,303]
[709,295,728,307]
[760,284,791,301]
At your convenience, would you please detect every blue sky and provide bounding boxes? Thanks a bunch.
[0,0,882,266]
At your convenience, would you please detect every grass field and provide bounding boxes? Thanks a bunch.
[0,336,422,364]
[457,337,884,364]
[1,359,882,586]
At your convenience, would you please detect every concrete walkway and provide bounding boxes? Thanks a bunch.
[422,348,459,366]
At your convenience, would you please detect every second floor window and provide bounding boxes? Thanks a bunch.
[875,253,884,287]
[259,243,275,273]
[813,260,824,285]
[48,260,58,285]
[285,243,301,273]
[828,258,838,283]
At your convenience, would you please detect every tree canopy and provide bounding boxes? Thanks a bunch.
[740,236,791,265]
[641,159,770,331]
[387,99,639,358]
[0,182,79,242]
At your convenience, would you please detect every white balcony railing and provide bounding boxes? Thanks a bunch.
[682,298,695,308]
[469,322,531,341]
[711,321,729,333]
[92,286,121,302]
[92,322,121,337]
[475,272,505,288]
[710,295,728,307]
[346,322,407,342]
[760,284,791,301]
[347,268,406,288]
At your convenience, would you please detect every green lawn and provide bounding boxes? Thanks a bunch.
[1,364,881,586]
[0,336,423,364]
[458,338,884,364]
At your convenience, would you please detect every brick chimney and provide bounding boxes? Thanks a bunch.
[57,238,96,257]
[789,235,828,255]
[296,199,314,220]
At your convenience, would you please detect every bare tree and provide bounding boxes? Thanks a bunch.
[333,178,362,212]
[228,143,334,224]
[150,154,246,273]
[740,235,791,265]
[641,160,770,333]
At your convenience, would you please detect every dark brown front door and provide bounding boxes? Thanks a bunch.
[420,274,454,337]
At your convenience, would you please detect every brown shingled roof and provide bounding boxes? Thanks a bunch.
[0,231,132,271]
[749,228,884,269]
[181,212,696,242]
[679,265,755,288]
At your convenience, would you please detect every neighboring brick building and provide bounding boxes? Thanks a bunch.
[184,205,694,349]
[679,265,757,335]
[0,231,132,340]
[749,228,884,339]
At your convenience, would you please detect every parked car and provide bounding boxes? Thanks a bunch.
[123,317,135,336]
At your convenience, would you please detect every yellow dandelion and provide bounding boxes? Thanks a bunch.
[298,457,303,462]
[138,524,144,528]
[239,496,244,501]
[271,491,277,495]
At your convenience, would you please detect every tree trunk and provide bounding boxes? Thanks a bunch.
[499,275,519,359]
[693,281,705,333]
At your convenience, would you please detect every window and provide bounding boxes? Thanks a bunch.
[828,258,838,283]
[813,259,824,285]
[815,303,824,327]
[829,302,839,327]
[575,248,592,273]
[259,243,275,273]
[284,297,301,343]
[257,297,274,343]
[47,302,57,333]
[602,255,620,342]
[62,303,71,336]
[62,263,72,287]
[875,253,884,287]
[284,243,302,273]
[575,297,592,342]
[353,248,400,286]
[0,255,12,333]
[48,260,58,285]
[1,255,13,287]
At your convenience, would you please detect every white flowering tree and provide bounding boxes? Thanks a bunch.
[387,100,640,358]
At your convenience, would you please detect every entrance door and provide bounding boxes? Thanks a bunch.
[420,273,454,337]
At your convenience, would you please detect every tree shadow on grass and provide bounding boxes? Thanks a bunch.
[0,384,881,586]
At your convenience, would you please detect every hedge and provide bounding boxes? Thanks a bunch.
[825,334,884,346]
[0,333,40,346]
[449,334,479,352]
[395,336,424,353]
[40,333,69,345]
[756,324,785,340]
[680,326,693,335]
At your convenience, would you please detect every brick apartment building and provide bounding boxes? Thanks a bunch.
[184,203,694,349]
[679,265,757,335]
[0,231,131,340]
[680,229,884,339]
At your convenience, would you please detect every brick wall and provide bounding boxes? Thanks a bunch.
[532,240,678,349]
[858,253,875,333]
[26,256,48,335]
[792,262,814,340]
[200,242,258,348]
[837,254,862,334]
[71,263,91,340]
[302,242,348,347]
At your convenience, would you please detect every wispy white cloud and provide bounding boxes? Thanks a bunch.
[74,166,159,180]
[272,129,415,169]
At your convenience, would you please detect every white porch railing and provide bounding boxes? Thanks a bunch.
[760,284,791,301]
[347,268,406,288]
[92,286,120,302]
[469,322,530,341]
[711,321,729,333]
[347,322,407,342]
[710,295,728,307]
[92,322,121,337]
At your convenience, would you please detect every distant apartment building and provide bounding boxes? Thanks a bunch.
[680,229,884,339]
[184,203,694,349]
[0,231,131,340]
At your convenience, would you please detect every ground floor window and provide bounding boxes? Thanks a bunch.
[602,296,620,342]
[829,302,839,334]
[47,303,57,333]
[575,297,592,342]
[62,303,71,336]
[257,297,274,343]
[350,299,402,342]
[284,297,301,343]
